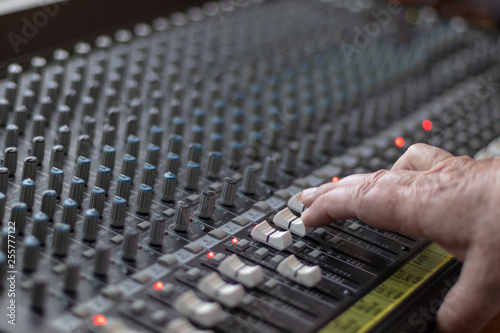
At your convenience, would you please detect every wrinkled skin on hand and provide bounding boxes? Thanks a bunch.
[301,143,500,333]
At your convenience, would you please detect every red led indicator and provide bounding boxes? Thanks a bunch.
[231,238,239,244]
[153,281,164,290]
[207,251,215,258]
[395,137,405,148]
[422,120,433,131]
[93,314,107,326]
[332,176,340,182]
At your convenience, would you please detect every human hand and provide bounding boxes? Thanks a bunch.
[301,143,500,333]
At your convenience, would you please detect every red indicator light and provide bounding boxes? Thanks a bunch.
[93,314,107,326]
[153,281,164,290]
[422,120,433,131]
[395,137,405,148]
[207,252,215,258]
[231,238,239,244]
[332,176,340,182]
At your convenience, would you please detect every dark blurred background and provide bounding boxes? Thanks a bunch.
[400,0,500,30]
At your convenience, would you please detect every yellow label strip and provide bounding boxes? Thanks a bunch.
[320,243,453,333]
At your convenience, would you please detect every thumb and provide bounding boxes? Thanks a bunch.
[435,249,500,333]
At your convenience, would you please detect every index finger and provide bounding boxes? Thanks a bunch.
[301,170,430,239]
[392,143,454,172]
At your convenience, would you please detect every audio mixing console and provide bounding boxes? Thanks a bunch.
[0,0,499,332]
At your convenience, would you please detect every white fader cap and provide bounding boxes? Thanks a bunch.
[287,192,305,217]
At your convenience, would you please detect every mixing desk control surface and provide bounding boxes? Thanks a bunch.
[0,0,499,332]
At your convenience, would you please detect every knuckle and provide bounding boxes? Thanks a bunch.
[369,169,388,183]
[407,143,427,154]
[320,182,337,193]
[355,170,387,199]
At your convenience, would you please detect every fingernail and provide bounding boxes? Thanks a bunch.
[302,187,317,200]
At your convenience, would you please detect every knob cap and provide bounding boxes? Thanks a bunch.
[141,163,156,188]
[32,212,49,246]
[146,144,160,167]
[174,201,190,232]
[76,135,92,158]
[282,143,299,173]
[109,196,127,228]
[165,152,180,175]
[161,172,177,202]
[89,187,105,215]
[209,133,223,152]
[317,125,333,154]
[95,165,112,193]
[207,152,222,179]
[31,116,46,138]
[10,203,27,235]
[82,208,100,242]
[48,167,64,197]
[52,223,71,257]
[241,166,258,195]
[68,177,85,207]
[188,143,202,164]
[41,190,57,221]
[57,125,71,155]
[116,174,132,201]
[22,156,37,180]
[94,245,110,277]
[61,199,78,230]
[149,125,162,147]
[126,135,140,158]
[198,190,215,219]
[102,145,116,172]
[262,156,278,184]
[0,167,8,193]
[185,161,200,191]
[120,154,137,180]
[122,229,139,261]
[50,145,65,169]
[23,236,40,272]
[76,156,91,184]
[5,124,19,148]
[64,261,80,294]
[19,178,36,210]
[136,184,153,215]
[168,135,183,156]
[4,147,18,176]
[31,275,46,312]
[220,178,237,207]
[228,141,243,169]
[149,214,166,246]
[299,135,316,163]
[172,117,185,136]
